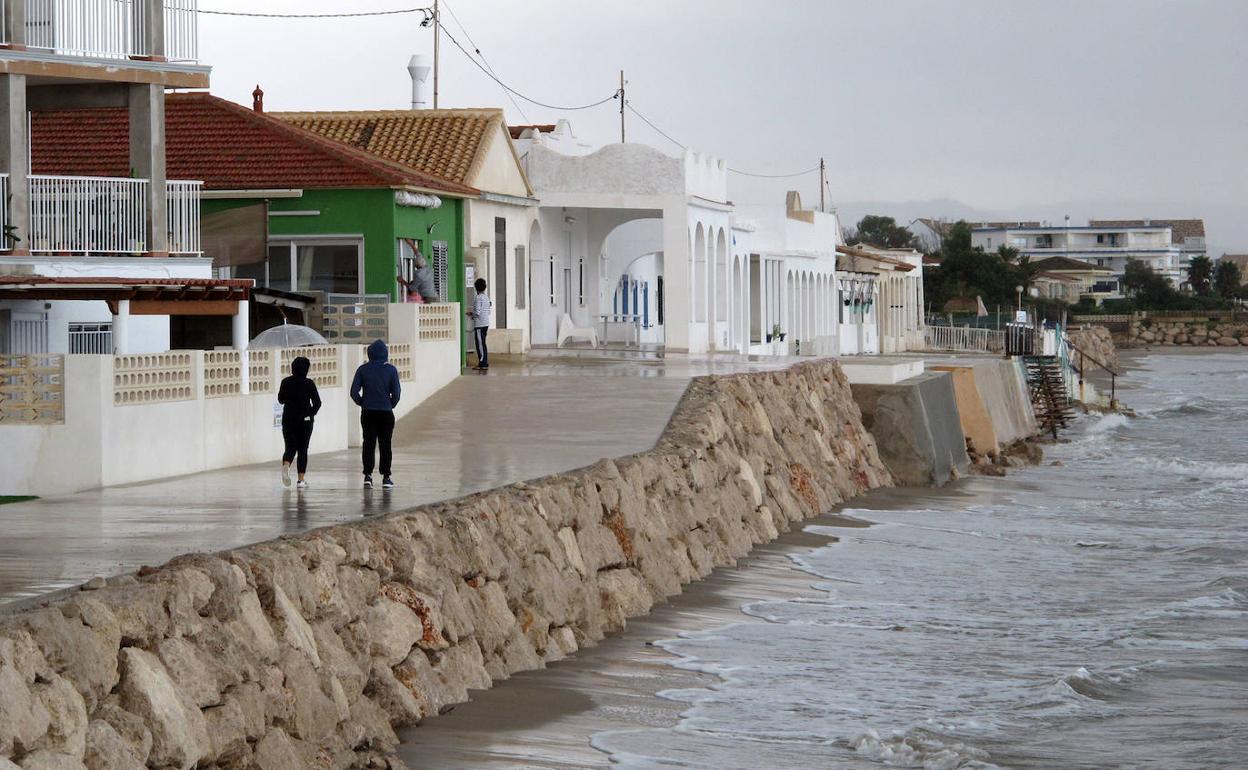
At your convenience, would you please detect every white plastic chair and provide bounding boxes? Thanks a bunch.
[557,313,599,348]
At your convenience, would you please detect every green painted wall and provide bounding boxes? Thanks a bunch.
[203,188,464,304]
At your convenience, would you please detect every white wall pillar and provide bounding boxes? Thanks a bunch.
[112,300,131,354]
[233,300,250,394]
[661,205,691,352]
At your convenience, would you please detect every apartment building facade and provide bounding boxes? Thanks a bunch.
[1,0,209,353]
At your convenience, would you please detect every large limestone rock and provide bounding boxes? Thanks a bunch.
[116,649,209,770]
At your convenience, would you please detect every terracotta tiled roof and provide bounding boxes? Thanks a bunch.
[30,93,477,195]
[1031,256,1113,273]
[274,108,522,192]
[1089,219,1205,245]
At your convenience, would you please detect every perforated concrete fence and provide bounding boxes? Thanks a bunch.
[113,352,194,406]
[389,342,414,381]
[248,349,275,394]
[418,303,457,341]
[0,354,64,424]
[203,350,242,398]
[281,346,340,388]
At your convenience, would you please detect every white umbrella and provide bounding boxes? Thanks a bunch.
[250,323,329,349]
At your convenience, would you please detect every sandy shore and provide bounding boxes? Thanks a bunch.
[395,485,980,769]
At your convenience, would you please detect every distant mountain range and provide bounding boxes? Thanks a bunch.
[831,198,1246,257]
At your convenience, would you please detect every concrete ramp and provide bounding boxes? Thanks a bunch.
[851,371,970,487]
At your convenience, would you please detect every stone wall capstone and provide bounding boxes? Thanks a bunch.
[0,360,892,770]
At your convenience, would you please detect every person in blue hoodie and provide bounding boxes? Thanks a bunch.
[350,339,401,489]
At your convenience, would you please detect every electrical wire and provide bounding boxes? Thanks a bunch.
[197,5,432,18]
[728,165,821,179]
[627,102,820,178]
[437,21,619,111]
[438,0,530,123]
[625,103,686,149]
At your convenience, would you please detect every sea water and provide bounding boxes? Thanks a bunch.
[593,352,1248,769]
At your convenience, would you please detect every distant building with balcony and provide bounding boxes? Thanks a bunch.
[0,0,209,353]
[970,219,1201,294]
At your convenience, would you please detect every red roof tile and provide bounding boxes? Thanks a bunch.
[30,93,478,195]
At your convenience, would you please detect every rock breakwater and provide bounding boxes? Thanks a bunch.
[0,361,891,770]
[1130,318,1248,348]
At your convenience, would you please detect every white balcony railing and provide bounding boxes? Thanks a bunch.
[30,174,147,253]
[19,0,198,62]
[166,179,201,254]
[26,175,201,255]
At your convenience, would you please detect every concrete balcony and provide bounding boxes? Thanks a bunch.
[1,172,200,254]
[0,0,206,87]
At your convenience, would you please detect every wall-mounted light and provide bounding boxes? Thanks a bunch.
[564,215,577,225]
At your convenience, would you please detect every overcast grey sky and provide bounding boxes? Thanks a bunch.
[202,0,1248,251]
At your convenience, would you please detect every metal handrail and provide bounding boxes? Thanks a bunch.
[1065,338,1119,406]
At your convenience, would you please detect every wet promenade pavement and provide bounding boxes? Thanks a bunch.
[1,356,791,608]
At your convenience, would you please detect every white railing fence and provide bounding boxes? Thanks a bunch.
[21,0,198,61]
[923,325,1006,354]
[29,175,147,254]
[162,0,196,61]
[67,321,112,354]
[166,179,201,254]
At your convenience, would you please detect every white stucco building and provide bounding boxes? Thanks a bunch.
[732,192,842,356]
[515,132,733,354]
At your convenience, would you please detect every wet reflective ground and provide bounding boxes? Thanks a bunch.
[0,356,789,608]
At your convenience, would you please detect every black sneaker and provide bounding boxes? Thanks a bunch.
[382,476,395,489]
[363,475,373,489]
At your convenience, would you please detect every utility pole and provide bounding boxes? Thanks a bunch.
[619,70,625,143]
[432,0,440,109]
[819,157,826,212]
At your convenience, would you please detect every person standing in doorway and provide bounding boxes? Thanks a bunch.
[467,277,492,370]
[278,355,321,489]
[350,339,401,489]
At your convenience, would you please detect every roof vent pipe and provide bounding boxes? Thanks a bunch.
[408,54,432,110]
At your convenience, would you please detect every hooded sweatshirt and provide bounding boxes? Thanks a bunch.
[277,356,322,425]
[351,340,402,411]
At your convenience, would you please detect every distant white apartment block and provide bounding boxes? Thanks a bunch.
[970,219,1205,291]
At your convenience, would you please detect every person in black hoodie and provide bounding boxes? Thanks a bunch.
[277,355,322,489]
[350,339,401,489]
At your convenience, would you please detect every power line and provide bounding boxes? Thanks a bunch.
[439,0,529,123]
[728,165,821,179]
[197,5,432,18]
[626,103,686,149]
[437,20,619,111]
[627,102,820,179]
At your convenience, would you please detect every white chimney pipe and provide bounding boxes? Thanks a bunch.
[407,54,432,110]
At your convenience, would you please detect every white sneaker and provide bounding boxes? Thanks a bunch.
[281,465,291,487]
[296,479,309,489]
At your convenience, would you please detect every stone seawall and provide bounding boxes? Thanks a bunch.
[0,361,892,770]
[1129,319,1248,348]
